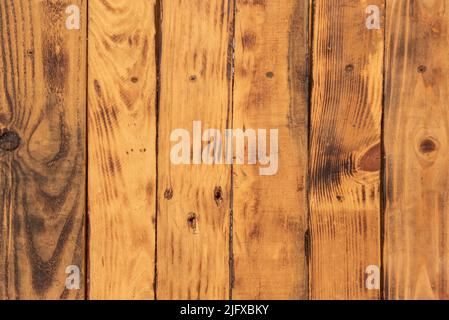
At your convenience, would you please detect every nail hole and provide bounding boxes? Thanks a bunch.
[214,186,223,206]
[187,212,198,233]
[417,65,427,73]
[189,75,197,82]
[266,71,274,78]
[345,64,354,73]
[187,214,196,224]
[0,130,21,151]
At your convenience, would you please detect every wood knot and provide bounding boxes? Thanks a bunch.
[131,77,138,83]
[265,71,274,78]
[419,138,437,154]
[164,188,173,200]
[359,144,381,172]
[0,130,21,151]
[214,186,223,206]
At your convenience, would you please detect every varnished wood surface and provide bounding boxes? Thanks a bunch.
[1,0,449,300]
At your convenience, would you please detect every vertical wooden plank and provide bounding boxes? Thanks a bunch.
[88,0,156,299]
[384,0,449,300]
[0,0,86,299]
[310,0,384,299]
[232,0,309,299]
[157,0,233,299]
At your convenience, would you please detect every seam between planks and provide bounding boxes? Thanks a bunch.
[153,0,163,301]
[380,0,387,301]
[85,0,90,301]
[306,0,315,300]
[228,0,236,301]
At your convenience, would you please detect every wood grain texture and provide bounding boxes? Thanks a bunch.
[88,0,156,299]
[156,0,233,299]
[310,0,384,299]
[384,0,449,300]
[0,0,86,299]
[4,0,449,301]
[232,0,309,300]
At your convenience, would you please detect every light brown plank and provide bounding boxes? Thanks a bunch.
[310,0,384,299]
[88,0,156,299]
[232,0,309,299]
[384,0,449,300]
[156,0,234,299]
[0,0,86,299]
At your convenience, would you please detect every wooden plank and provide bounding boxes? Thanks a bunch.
[231,0,309,299]
[88,0,156,299]
[0,0,86,299]
[384,0,449,300]
[309,0,384,299]
[156,0,233,299]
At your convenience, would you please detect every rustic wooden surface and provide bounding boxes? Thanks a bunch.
[383,0,449,300]
[310,0,384,299]
[156,0,233,299]
[1,0,449,300]
[88,0,156,299]
[232,0,309,300]
[0,0,86,299]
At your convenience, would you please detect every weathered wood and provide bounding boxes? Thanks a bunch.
[232,0,309,299]
[4,0,449,301]
[156,0,234,299]
[310,0,384,299]
[384,0,449,299]
[0,0,86,299]
[88,0,156,299]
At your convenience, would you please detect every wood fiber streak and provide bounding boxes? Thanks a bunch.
[232,0,309,299]
[88,0,156,299]
[384,0,449,300]
[310,0,384,299]
[0,0,86,299]
[156,0,234,299]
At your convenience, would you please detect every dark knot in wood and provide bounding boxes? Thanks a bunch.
[0,130,21,151]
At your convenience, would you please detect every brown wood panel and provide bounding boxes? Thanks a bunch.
[310,0,384,299]
[156,0,234,299]
[384,0,449,300]
[232,0,309,299]
[0,0,86,299]
[88,0,156,299]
